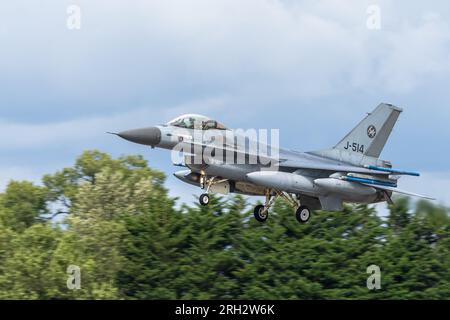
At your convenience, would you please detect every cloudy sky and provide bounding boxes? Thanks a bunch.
[1,0,450,207]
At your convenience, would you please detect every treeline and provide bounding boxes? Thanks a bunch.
[0,150,448,299]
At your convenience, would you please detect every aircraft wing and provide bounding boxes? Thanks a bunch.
[178,141,391,175]
[361,183,435,200]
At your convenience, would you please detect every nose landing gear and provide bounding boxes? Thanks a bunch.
[199,193,210,206]
[198,174,214,206]
[197,174,228,206]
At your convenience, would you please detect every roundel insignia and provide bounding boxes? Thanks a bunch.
[367,125,377,139]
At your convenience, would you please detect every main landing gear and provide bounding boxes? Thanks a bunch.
[253,205,268,222]
[295,205,311,223]
[253,189,311,224]
[197,174,312,224]
[253,189,274,223]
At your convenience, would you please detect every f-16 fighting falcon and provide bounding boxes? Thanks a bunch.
[111,103,433,224]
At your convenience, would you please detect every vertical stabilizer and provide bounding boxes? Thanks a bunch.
[334,103,402,158]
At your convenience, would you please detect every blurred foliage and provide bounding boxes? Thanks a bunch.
[0,150,448,299]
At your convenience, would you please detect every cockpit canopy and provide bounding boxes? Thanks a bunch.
[167,114,228,130]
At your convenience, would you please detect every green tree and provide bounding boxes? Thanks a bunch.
[235,202,386,299]
[0,223,61,299]
[0,181,48,232]
[45,156,164,299]
[379,199,450,299]
[0,150,448,300]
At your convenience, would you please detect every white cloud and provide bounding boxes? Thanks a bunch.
[1,0,449,208]
[399,171,450,206]
[0,97,227,149]
[372,171,450,217]
[375,13,450,92]
[2,0,450,118]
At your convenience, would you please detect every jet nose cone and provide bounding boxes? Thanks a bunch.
[117,127,161,146]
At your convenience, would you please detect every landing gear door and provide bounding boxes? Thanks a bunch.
[210,181,230,195]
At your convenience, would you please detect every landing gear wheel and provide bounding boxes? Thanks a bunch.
[254,205,269,223]
[296,205,311,223]
[199,193,210,206]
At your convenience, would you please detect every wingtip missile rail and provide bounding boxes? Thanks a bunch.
[363,165,420,177]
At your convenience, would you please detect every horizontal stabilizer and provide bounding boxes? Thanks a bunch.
[361,183,435,200]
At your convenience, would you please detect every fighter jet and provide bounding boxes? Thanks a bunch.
[112,103,433,223]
